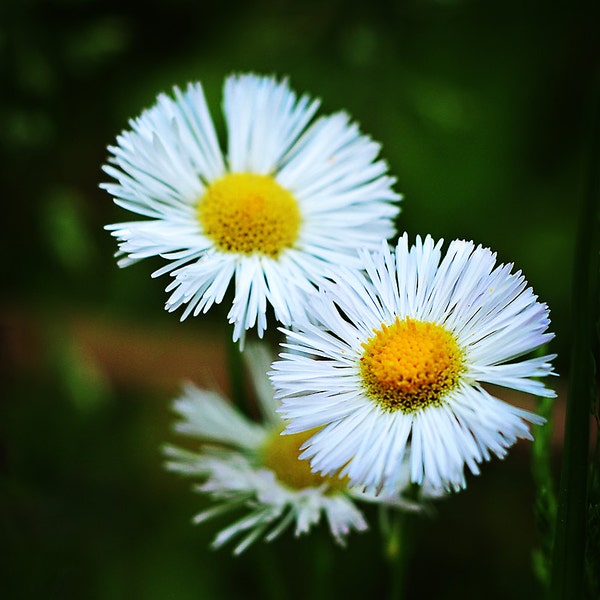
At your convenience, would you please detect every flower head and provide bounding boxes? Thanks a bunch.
[164,343,434,554]
[271,234,556,494]
[102,74,400,343]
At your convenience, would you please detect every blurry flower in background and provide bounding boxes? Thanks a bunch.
[102,73,400,344]
[272,234,556,495]
[164,343,432,554]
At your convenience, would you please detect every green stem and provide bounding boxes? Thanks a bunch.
[380,507,412,599]
[531,390,557,589]
[254,543,287,600]
[309,536,334,600]
[226,333,247,411]
[550,86,600,598]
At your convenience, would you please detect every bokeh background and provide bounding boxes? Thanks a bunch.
[2,0,598,598]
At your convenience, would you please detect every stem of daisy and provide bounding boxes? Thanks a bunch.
[226,333,247,411]
[549,84,600,598]
[531,389,557,590]
[309,536,334,600]
[254,543,287,600]
[380,507,412,599]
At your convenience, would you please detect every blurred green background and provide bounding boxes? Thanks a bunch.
[2,0,597,598]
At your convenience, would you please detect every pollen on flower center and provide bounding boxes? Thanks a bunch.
[261,428,347,492]
[360,317,465,414]
[197,173,301,257]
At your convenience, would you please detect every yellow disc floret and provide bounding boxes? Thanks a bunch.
[261,427,348,492]
[360,317,465,413]
[197,173,301,257]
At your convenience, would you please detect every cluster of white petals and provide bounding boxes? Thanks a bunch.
[272,234,556,494]
[103,74,400,344]
[164,345,431,554]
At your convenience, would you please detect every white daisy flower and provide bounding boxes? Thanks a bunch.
[164,342,430,554]
[102,73,400,344]
[271,234,556,495]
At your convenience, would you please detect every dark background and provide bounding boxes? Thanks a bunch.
[2,0,597,598]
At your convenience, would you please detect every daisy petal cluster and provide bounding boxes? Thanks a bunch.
[271,234,556,494]
[165,343,440,553]
[102,73,400,344]
[164,344,370,554]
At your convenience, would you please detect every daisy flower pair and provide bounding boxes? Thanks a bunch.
[165,343,438,554]
[103,73,556,546]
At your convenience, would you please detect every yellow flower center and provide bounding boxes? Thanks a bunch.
[197,173,301,257]
[360,317,465,413]
[261,428,348,492]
